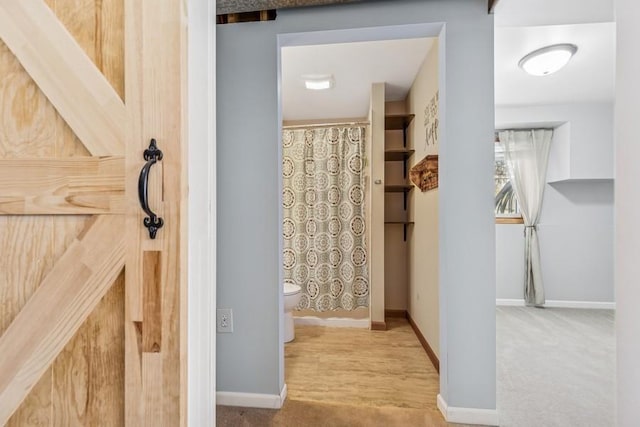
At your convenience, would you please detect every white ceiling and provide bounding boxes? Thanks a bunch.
[494,0,615,107]
[280,0,616,115]
[495,22,616,107]
[281,38,434,121]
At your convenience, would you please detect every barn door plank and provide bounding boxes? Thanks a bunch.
[0,217,57,427]
[0,0,186,424]
[0,0,127,156]
[51,273,125,427]
[0,215,125,424]
[123,0,186,424]
[43,0,125,100]
[0,156,125,214]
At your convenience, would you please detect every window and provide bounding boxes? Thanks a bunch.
[495,139,523,224]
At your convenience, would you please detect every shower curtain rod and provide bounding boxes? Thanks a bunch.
[282,120,370,129]
[495,127,555,132]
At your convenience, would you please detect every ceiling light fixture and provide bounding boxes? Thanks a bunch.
[518,44,578,76]
[303,75,334,90]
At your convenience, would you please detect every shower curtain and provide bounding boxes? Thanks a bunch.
[282,126,369,311]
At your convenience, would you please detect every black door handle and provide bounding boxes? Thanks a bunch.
[138,139,164,239]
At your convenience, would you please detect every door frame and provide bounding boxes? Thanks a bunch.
[187,0,216,425]
[277,22,444,395]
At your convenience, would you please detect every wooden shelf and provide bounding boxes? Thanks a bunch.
[385,148,415,161]
[385,184,414,193]
[384,113,414,242]
[385,114,415,130]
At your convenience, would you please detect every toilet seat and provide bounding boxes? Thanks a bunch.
[284,283,301,296]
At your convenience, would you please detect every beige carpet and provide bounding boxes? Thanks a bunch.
[497,307,615,427]
[217,399,452,426]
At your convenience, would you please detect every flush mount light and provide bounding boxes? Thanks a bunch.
[303,75,334,90]
[518,44,578,76]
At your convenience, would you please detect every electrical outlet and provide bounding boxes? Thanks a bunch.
[217,308,233,333]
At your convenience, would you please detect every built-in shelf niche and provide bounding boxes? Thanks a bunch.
[384,113,415,240]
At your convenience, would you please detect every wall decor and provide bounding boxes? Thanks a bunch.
[410,154,439,192]
[423,90,439,150]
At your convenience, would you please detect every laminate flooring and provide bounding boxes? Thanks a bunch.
[284,317,448,424]
[221,307,614,426]
[218,317,472,427]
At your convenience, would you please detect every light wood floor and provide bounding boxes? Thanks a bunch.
[285,317,440,410]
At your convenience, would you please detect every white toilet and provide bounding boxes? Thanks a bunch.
[284,283,302,343]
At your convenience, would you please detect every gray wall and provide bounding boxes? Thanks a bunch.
[497,181,614,302]
[495,103,614,303]
[496,103,614,181]
[217,0,496,411]
[216,21,281,394]
[616,1,640,423]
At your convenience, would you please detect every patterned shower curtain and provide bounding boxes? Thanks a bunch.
[282,126,369,311]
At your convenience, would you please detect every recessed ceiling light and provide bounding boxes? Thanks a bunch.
[303,75,334,90]
[518,44,578,76]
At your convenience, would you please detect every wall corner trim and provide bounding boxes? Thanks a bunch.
[217,384,288,409]
[437,394,498,426]
[496,299,616,309]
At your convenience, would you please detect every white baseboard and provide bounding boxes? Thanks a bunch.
[293,316,369,328]
[281,383,288,404]
[217,384,287,409]
[437,394,498,426]
[496,299,615,309]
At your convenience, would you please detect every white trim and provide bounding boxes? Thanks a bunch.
[217,384,288,409]
[437,394,498,426]
[495,298,526,306]
[496,299,616,309]
[187,0,216,425]
[293,316,369,328]
[277,22,444,47]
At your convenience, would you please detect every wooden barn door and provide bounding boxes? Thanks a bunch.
[0,0,186,425]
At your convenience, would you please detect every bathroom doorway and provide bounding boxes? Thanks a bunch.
[277,23,443,410]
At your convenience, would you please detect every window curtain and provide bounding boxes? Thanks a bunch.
[282,126,369,311]
[499,129,553,306]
